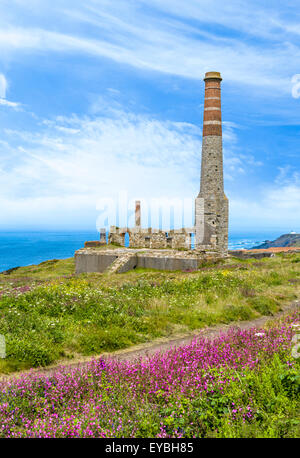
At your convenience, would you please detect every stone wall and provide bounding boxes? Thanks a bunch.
[75,247,224,274]
[75,252,118,273]
[107,226,195,250]
[108,228,125,246]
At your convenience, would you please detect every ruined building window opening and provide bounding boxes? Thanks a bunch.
[124,232,130,247]
[191,233,195,250]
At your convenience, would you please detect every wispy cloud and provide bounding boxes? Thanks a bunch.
[275,165,300,186]
[0,73,21,110]
[0,2,298,92]
[231,185,300,230]
[0,74,7,98]
[0,106,254,228]
[0,98,21,109]
[230,166,300,230]
[0,1,298,231]
[139,0,299,40]
[1,112,198,193]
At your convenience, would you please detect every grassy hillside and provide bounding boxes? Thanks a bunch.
[0,253,299,373]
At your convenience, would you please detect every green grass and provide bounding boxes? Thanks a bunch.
[84,243,126,250]
[203,354,300,438]
[0,253,299,372]
[1,258,75,279]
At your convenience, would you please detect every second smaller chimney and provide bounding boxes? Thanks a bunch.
[135,200,141,227]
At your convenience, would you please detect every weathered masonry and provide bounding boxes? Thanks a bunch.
[195,71,228,256]
[75,71,229,273]
[107,225,197,250]
[75,247,220,274]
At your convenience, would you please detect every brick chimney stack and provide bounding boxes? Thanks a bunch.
[135,200,141,227]
[195,71,228,254]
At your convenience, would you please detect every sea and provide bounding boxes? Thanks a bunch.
[0,230,283,272]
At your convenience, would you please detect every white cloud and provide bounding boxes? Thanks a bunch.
[0,107,256,229]
[0,73,21,109]
[275,166,300,186]
[0,98,21,109]
[230,174,300,231]
[138,0,294,40]
[0,74,7,98]
[0,110,200,228]
[0,106,297,230]
[0,2,298,93]
[0,1,298,231]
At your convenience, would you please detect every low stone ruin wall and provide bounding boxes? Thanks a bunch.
[75,252,118,273]
[108,227,196,250]
[228,250,274,259]
[75,247,222,274]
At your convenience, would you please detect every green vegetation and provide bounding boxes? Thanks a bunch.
[1,313,299,437]
[1,258,75,279]
[196,354,300,438]
[0,253,299,372]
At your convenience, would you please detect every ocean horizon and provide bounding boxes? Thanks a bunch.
[0,230,286,272]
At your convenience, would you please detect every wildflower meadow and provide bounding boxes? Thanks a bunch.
[0,312,299,438]
[0,253,299,373]
[0,253,299,438]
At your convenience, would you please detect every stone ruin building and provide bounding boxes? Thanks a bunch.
[76,71,229,273]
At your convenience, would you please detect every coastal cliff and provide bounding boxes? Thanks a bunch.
[253,233,300,249]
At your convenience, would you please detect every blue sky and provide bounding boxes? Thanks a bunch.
[0,0,299,235]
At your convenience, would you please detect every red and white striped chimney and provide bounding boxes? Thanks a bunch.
[195,71,228,254]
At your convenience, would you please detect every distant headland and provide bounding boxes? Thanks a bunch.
[252,233,300,249]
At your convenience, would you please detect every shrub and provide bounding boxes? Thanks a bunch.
[6,336,58,367]
[249,296,278,315]
[222,304,254,322]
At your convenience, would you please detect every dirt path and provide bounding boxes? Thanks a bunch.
[1,300,299,381]
[113,299,300,361]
